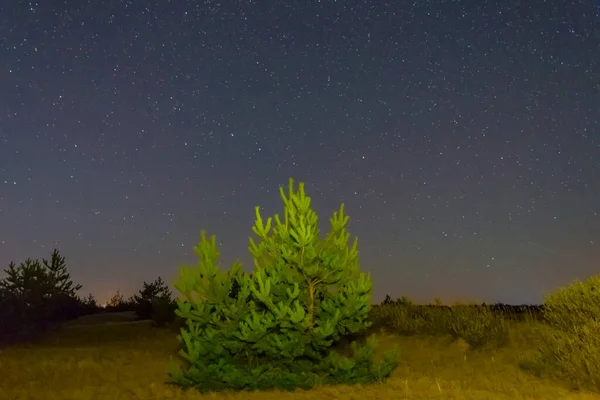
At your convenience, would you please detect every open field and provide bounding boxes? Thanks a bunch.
[1,318,599,400]
[62,311,141,327]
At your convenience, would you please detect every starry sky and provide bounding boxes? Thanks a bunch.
[1,1,599,305]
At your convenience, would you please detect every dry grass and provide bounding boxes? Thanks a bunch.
[0,319,599,400]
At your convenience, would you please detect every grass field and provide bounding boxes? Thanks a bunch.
[0,315,598,400]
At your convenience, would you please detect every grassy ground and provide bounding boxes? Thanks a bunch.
[0,317,598,400]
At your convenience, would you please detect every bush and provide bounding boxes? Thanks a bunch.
[544,275,600,332]
[446,306,509,350]
[371,303,451,336]
[371,298,508,350]
[522,275,600,391]
[168,178,398,392]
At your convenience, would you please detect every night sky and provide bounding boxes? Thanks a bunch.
[1,1,599,305]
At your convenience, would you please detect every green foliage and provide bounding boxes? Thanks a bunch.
[370,302,509,350]
[371,303,449,336]
[522,275,600,391]
[544,275,600,332]
[397,296,413,306]
[131,276,173,320]
[446,306,509,350]
[169,178,398,392]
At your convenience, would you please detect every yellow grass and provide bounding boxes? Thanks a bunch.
[0,318,598,400]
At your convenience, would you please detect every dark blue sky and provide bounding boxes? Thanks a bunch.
[1,0,599,305]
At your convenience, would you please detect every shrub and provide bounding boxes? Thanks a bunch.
[544,275,600,332]
[372,303,451,336]
[446,306,509,350]
[371,299,508,350]
[168,178,398,392]
[522,275,600,391]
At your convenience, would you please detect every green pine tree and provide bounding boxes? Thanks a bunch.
[169,178,398,392]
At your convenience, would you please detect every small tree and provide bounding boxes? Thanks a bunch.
[0,249,83,344]
[42,249,82,297]
[169,178,398,392]
[83,293,97,307]
[43,249,83,320]
[81,293,99,315]
[0,250,82,317]
[106,290,127,311]
[132,276,173,320]
[381,293,394,305]
[1,259,52,297]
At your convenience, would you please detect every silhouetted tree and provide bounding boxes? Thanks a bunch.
[80,293,99,315]
[131,277,173,320]
[105,289,132,312]
[0,249,83,346]
[382,293,394,305]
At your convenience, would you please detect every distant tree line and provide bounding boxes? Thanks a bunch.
[0,249,184,347]
[377,293,546,321]
[1,247,549,349]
